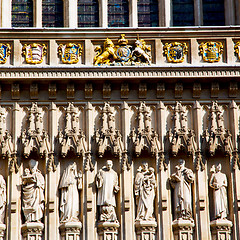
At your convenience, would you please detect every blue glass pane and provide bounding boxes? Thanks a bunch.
[78,0,99,27]
[172,0,194,26]
[108,0,129,27]
[12,0,33,27]
[138,0,159,27]
[203,0,225,26]
[42,0,63,27]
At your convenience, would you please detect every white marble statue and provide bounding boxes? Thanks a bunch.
[170,159,194,220]
[22,159,45,223]
[134,162,156,221]
[0,175,6,224]
[209,163,228,219]
[59,162,82,223]
[96,160,119,222]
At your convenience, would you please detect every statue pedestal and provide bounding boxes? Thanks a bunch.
[59,222,82,240]
[210,219,232,240]
[97,221,120,240]
[0,224,6,240]
[172,219,195,240]
[135,220,157,240]
[21,222,44,240]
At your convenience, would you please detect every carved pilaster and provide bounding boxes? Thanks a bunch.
[59,222,82,240]
[135,220,157,240]
[172,219,194,240]
[97,222,119,240]
[21,222,44,240]
[210,219,232,240]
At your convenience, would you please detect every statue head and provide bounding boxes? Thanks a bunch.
[29,159,38,173]
[142,162,148,171]
[106,160,113,170]
[179,159,185,167]
[216,163,222,172]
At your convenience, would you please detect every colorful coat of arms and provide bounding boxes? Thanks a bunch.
[234,42,240,60]
[22,43,47,64]
[163,42,188,63]
[199,42,223,63]
[58,43,83,64]
[115,34,132,62]
[0,43,11,64]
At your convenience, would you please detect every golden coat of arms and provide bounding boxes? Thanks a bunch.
[0,43,11,64]
[199,42,223,63]
[58,43,83,64]
[22,43,47,64]
[163,42,188,63]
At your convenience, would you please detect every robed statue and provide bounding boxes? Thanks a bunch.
[209,163,228,219]
[0,175,6,224]
[22,159,45,223]
[170,159,194,220]
[59,162,82,223]
[96,160,119,222]
[134,162,156,221]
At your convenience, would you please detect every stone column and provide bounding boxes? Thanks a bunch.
[33,0,42,27]
[1,0,11,27]
[129,0,138,27]
[210,219,232,240]
[63,0,78,28]
[21,222,44,240]
[135,220,157,240]
[99,0,108,27]
[59,222,82,240]
[158,0,171,27]
[97,222,119,240]
[172,219,195,240]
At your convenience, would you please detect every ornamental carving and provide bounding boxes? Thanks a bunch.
[167,102,196,156]
[202,101,233,156]
[58,103,87,157]
[234,41,240,60]
[129,102,160,157]
[0,43,11,64]
[163,42,188,63]
[94,34,151,66]
[22,43,47,64]
[21,103,50,158]
[199,41,223,63]
[94,102,124,158]
[58,43,82,64]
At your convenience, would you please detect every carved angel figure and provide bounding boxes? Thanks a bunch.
[22,159,45,223]
[209,163,228,219]
[96,160,119,222]
[134,162,156,221]
[170,159,194,220]
[59,162,82,223]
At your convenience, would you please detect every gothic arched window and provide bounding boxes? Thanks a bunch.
[78,0,99,27]
[172,0,194,26]
[108,0,129,27]
[42,0,64,27]
[138,0,159,27]
[203,0,225,26]
[12,0,33,27]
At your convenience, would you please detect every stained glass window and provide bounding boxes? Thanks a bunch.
[138,0,158,27]
[172,0,194,26]
[78,0,99,27]
[108,0,129,27]
[12,0,33,27]
[42,0,64,27]
[203,0,225,26]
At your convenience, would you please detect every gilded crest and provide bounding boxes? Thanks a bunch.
[58,43,83,64]
[22,43,47,64]
[0,43,11,64]
[115,34,132,63]
[163,42,188,63]
[234,42,240,60]
[199,42,223,63]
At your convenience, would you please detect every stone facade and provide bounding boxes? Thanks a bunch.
[0,28,239,240]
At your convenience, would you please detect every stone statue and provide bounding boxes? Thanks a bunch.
[170,159,194,220]
[96,160,119,222]
[22,159,45,223]
[134,162,156,221]
[59,162,82,223]
[0,175,6,224]
[209,163,228,219]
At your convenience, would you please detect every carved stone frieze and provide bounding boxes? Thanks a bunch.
[58,103,87,157]
[129,102,160,157]
[202,101,233,156]
[167,102,196,156]
[94,102,124,157]
[21,103,50,158]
